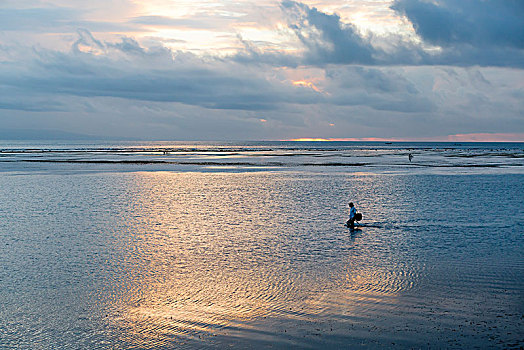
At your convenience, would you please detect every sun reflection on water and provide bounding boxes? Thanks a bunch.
[104,171,419,347]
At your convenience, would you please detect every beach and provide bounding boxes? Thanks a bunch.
[0,141,523,349]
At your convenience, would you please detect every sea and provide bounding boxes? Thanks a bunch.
[0,141,523,349]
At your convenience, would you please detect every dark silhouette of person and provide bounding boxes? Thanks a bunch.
[346,202,357,229]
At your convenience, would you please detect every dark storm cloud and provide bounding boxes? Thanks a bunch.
[391,0,524,67]
[392,0,524,49]
[233,0,379,67]
[280,0,376,65]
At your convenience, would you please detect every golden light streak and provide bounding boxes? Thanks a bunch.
[292,80,322,92]
[287,138,331,141]
[284,133,524,142]
[446,133,524,142]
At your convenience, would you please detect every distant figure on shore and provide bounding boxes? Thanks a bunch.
[346,202,357,229]
[408,153,413,162]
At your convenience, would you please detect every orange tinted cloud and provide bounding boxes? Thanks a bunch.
[292,80,322,93]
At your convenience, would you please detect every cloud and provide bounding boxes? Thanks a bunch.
[0,30,324,113]
[0,3,141,34]
[0,29,443,132]
[322,66,435,113]
[236,0,524,68]
[0,100,64,112]
[2,28,442,116]
[130,14,245,31]
[393,0,524,49]
[280,0,376,65]
[5,1,523,68]
[0,7,77,31]
[391,0,524,67]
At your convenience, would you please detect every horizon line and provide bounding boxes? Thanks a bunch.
[282,133,524,143]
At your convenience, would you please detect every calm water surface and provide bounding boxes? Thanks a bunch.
[0,142,523,349]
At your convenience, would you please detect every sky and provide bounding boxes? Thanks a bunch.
[0,0,523,141]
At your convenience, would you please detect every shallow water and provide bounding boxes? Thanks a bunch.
[1,141,523,175]
[1,142,523,349]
